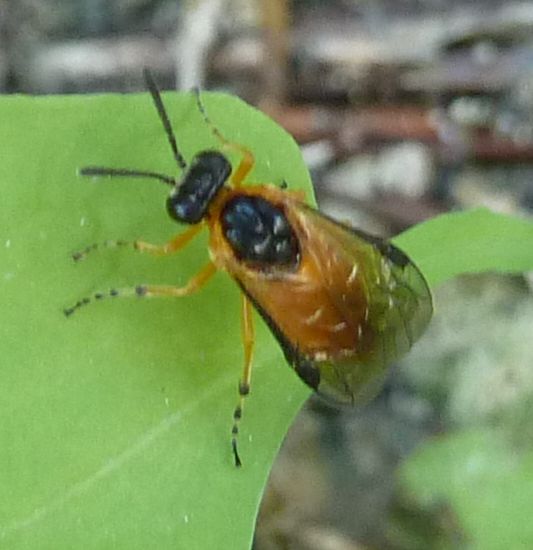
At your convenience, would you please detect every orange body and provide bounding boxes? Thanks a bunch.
[207,184,432,404]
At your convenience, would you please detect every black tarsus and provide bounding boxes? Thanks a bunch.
[192,86,227,145]
[232,439,242,468]
[142,68,187,170]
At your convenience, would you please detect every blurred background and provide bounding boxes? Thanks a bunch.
[2,0,532,548]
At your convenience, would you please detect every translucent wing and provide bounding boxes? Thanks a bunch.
[293,205,433,403]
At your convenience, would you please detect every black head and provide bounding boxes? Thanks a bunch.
[166,151,231,224]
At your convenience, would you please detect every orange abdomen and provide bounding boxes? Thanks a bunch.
[237,254,370,360]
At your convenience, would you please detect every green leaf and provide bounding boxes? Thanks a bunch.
[0,92,311,549]
[399,429,533,550]
[393,208,533,288]
[1,90,532,550]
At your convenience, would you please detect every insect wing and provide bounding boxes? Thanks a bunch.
[292,205,433,404]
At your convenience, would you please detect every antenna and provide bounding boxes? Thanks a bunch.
[143,68,187,171]
[79,166,176,187]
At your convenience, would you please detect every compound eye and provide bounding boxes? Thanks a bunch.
[166,193,198,223]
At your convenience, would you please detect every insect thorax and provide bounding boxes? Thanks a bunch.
[221,195,300,267]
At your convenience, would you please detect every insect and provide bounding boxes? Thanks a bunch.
[65,70,433,467]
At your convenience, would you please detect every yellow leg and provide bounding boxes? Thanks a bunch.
[64,262,217,316]
[231,294,255,467]
[287,189,306,202]
[193,89,255,187]
[134,224,204,256]
[72,224,204,262]
[241,294,255,380]
[139,262,217,297]
[228,148,254,188]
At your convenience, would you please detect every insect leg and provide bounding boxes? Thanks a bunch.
[287,189,306,202]
[71,224,204,262]
[231,294,255,467]
[193,88,255,187]
[64,261,217,316]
